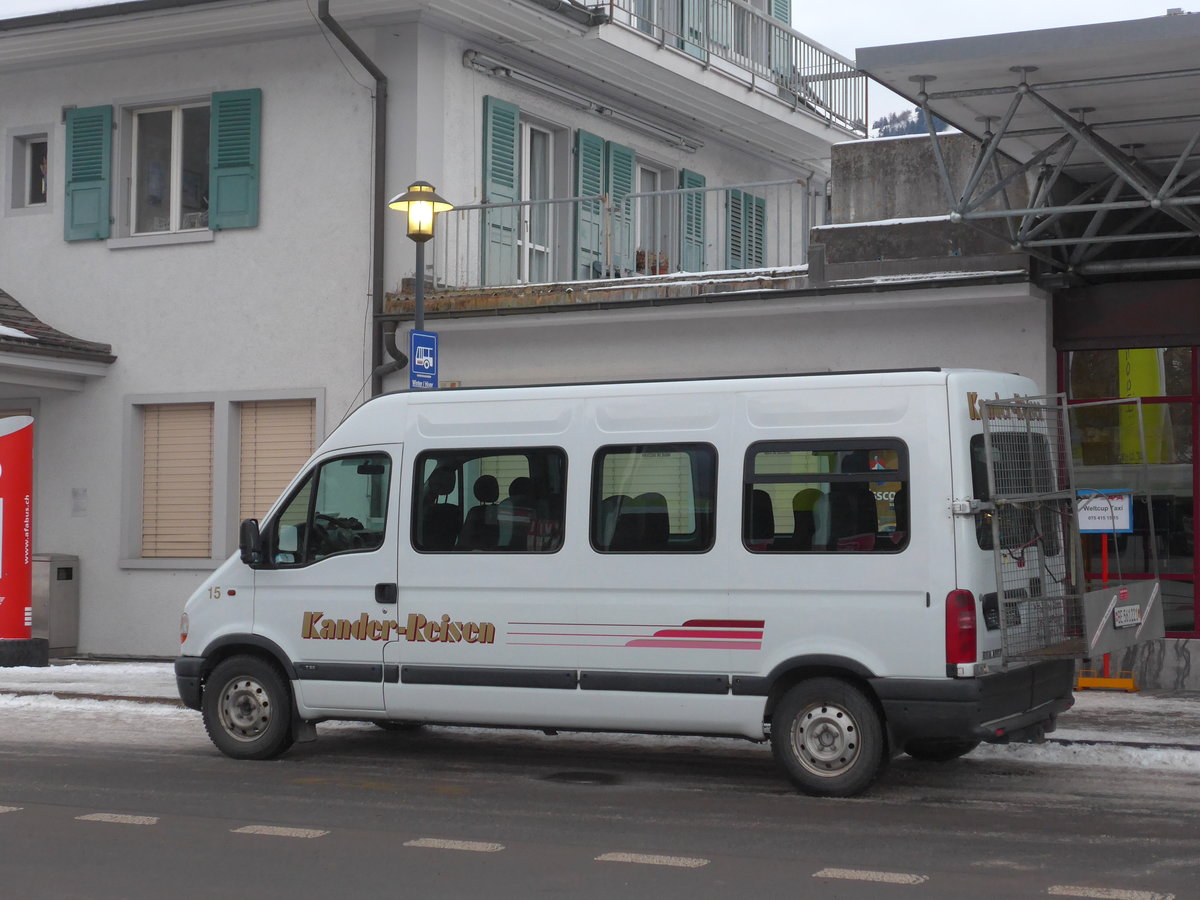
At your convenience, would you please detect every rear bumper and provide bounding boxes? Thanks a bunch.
[873,659,1075,749]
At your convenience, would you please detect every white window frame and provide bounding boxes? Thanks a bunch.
[517,120,554,284]
[121,389,325,569]
[109,94,215,248]
[635,159,676,272]
[130,102,210,236]
[6,127,51,215]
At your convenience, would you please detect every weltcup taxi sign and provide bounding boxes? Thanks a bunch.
[0,416,33,643]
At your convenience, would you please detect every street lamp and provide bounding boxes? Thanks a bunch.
[388,180,453,332]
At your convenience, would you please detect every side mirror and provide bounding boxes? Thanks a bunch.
[239,518,263,567]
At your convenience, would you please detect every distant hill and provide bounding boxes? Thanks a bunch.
[872,107,949,138]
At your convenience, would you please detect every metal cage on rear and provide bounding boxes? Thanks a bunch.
[981,395,1087,660]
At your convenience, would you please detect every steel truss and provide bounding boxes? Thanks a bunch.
[910,66,1200,279]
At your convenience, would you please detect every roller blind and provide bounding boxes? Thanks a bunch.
[238,399,316,521]
[142,403,213,558]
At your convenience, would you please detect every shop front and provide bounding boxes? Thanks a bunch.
[1057,280,1200,641]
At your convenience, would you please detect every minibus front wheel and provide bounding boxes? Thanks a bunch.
[203,655,295,760]
[771,677,886,798]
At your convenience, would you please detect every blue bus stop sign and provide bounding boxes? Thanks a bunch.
[409,330,438,390]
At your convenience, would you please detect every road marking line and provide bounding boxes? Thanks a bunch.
[232,825,328,839]
[0,806,23,814]
[404,838,504,853]
[1048,887,1174,900]
[76,813,158,826]
[596,852,709,868]
[814,868,929,885]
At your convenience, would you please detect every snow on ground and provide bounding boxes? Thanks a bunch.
[0,662,178,698]
[2,662,1199,772]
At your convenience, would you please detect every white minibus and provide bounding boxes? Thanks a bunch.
[175,369,1153,796]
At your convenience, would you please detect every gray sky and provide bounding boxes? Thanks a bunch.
[4,0,1195,114]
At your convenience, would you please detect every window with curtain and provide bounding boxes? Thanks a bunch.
[238,398,317,522]
[141,403,214,558]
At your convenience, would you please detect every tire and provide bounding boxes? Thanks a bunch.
[202,655,295,760]
[771,677,887,798]
[905,739,980,762]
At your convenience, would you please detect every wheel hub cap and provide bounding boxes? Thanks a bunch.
[794,702,859,777]
[220,677,272,742]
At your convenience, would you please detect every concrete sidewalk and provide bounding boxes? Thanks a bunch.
[2,658,1200,751]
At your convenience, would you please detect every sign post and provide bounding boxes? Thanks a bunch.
[0,416,41,667]
[1075,489,1143,691]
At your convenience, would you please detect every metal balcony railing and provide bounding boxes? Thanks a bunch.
[606,0,866,135]
[424,179,813,290]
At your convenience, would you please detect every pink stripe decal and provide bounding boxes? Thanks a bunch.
[682,619,765,628]
[651,629,763,640]
[625,639,762,650]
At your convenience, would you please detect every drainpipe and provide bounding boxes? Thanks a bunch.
[316,0,392,397]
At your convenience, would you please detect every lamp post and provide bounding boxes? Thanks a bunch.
[387,180,453,333]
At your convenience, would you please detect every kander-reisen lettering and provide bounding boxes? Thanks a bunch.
[301,611,496,644]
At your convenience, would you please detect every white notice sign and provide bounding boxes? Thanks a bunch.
[1076,490,1133,534]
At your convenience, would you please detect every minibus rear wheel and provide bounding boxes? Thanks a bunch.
[203,655,295,760]
[771,678,886,798]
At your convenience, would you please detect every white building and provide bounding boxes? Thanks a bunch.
[1,0,881,657]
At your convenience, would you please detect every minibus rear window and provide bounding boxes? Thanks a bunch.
[970,433,1062,555]
[743,440,908,553]
[412,447,566,552]
[591,443,716,552]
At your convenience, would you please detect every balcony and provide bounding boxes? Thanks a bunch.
[604,0,866,136]
[385,179,817,317]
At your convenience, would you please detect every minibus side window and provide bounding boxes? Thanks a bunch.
[267,453,391,566]
[743,440,908,553]
[591,443,717,552]
[411,447,566,552]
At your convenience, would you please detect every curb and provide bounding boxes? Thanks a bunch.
[1049,737,1200,753]
[1,690,185,708]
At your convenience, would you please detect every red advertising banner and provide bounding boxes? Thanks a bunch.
[0,416,33,641]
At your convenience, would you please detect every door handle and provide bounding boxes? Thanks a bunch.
[375,582,398,605]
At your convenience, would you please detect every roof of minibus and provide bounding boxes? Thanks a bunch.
[321,367,1031,452]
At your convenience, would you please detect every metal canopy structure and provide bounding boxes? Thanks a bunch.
[856,12,1200,283]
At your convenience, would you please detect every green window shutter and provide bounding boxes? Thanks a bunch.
[605,141,635,274]
[679,169,706,272]
[770,0,792,76]
[573,129,605,279]
[64,105,112,241]
[209,88,261,230]
[726,189,766,269]
[482,96,519,285]
[679,0,707,60]
[726,189,745,269]
[748,193,767,268]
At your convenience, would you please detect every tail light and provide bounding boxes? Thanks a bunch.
[180,612,189,645]
[945,589,977,669]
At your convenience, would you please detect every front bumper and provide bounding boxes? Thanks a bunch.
[174,656,204,711]
[873,658,1075,749]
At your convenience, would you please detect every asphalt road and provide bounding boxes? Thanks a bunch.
[0,708,1195,900]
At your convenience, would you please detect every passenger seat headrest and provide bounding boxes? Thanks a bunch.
[427,466,457,497]
[473,474,499,504]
